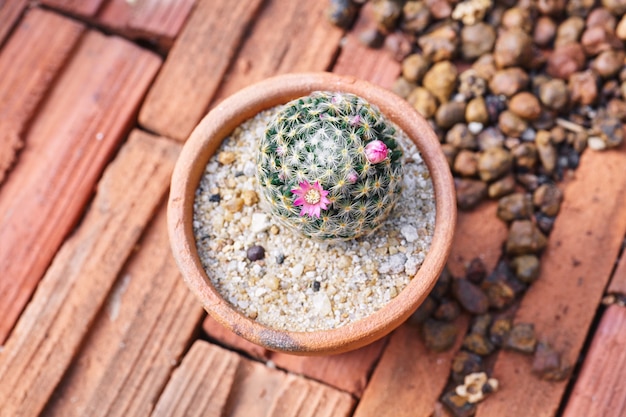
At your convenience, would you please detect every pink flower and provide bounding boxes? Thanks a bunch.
[364,140,389,164]
[292,180,331,218]
[347,170,359,183]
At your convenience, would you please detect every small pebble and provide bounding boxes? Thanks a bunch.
[506,220,548,255]
[510,254,540,283]
[463,333,495,356]
[455,178,487,210]
[505,322,537,353]
[452,278,489,315]
[497,193,533,222]
[451,351,484,383]
[423,318,458,352]
[209,193,221,203]
[489,317,512,346]
[247,245,266,261]
[217,151,236,165]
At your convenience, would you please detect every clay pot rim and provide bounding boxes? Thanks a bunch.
[168,72,456,355]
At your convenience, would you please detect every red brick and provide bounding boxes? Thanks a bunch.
[0,130,178,417]
[562,305,626,417]
[138,0,264,141]
[0,8,84,185]
[0,31,161,342]
[0,0,28,44]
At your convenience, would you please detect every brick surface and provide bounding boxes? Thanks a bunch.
[41,0,104,16]
[0,0,28,44]
[44,198,205,417]
[562,304,626,417]
[476,144,626,417]
[269,337,388,398]
[0,130,179,417]
[209,0,344,105]
[0,31,161,343]
[203,315,271,360]
[152,341,355,417]
[608,245,626,295]
[332,2,401,89]
[151,341,240,417]
[353,317,469,417]
[97,0,196,48]
[138,0,264,141]
[447,201,508,278]
[0,8,84,186]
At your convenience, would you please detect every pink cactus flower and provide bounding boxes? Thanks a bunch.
[292,180,331,218]
[347,170,359,183]
[364,140,389,164]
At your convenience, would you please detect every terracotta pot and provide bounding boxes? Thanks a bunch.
[168,72,456,355]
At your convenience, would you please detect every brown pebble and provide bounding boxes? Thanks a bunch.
[581,26,623,56]
[591,50,626,78]
[452,351,484,383]
[493,28,533,68]
[569,70,599,105]
[586,7,617,30]
[458,69,487,100]
[441,391,476,417]
[472,53,497,80]
[546,43,586,79]
[408,295,438,325]
[506,220,548,255]
[217,151,236,165]
[407,87,438,118]
[539,79,569,111]
[602,0,626,16]
[433,298,461,322]
[482,261,525,309]
[384,31,413,61]
[423,318,458,351]
[534,16,557,47]
[425,0,452,19]
[371,0,403,30]
[327,0,358,28]
[461,23,496,60]
[431,267,453,300]
[533,183,563,216]
[555,16,585,47]
[455,178,487,210]
[358,28,385,48]
[489,67,529,97]
[501,7,532,32]
[608,98,626,121]
[466,257,486,284]
[401,0,432,34]
[454,150,479,177]
[617,15,626,40]
[402,53,431,82]
[532,341,571,381]
[418,24,458,62]
[489,317,512,346]
[477,127,505,151]
[488,175,516,198]
[537,0,566,16]
[423,61,458,103]
[452,278,489,315]
[471,313,492,335]
[535,130,557,172]
[505,322,537,353]
[499,110,528,138]
[591,113,625,149]
[438,103,469,130]
[497,193,534,222]
[241,190,259,206]
[391,77,417,99]
[463,333,495,356]
[223,197,244,213]
[509,92,542,120]
[466,96,489,124]
[512,142,538,170]
[511,254,540,283]
[567,0,597,17]
[478,146,513,182]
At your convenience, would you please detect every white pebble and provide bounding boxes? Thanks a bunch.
[400,225,419,243]
[468,122,483,135]
[312,292,333,316]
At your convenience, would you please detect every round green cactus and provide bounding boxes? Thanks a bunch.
[256,91,403,241]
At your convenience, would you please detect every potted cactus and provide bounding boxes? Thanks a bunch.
[168,72,456,354]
